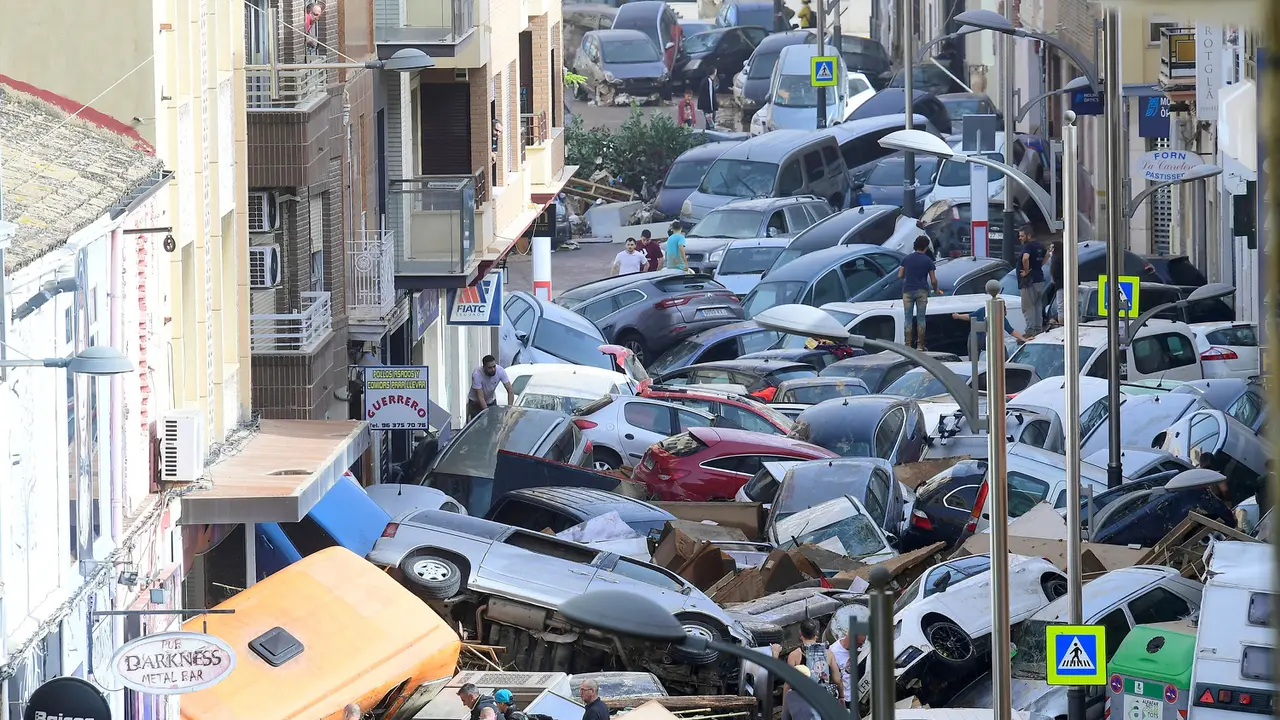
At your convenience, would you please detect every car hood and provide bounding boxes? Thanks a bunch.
[684,236,738,253]
[603,61,669,80]
[682,191,737,221]
[766,103,841,130]
[656,186,697,217]
[714,272,765,296]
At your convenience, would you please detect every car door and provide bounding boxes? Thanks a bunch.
[839,256,887,300]
[475,529,602,600]
[1130,331,1202,381]
[870,465,905,533]
[618,398,679,462]
[803,268,846,306]
[593,289,646,340]
[590,555,691,604]
[783,205,812,235]
[502,295,537,364]
[715,29,748,77]
[872,406,906,462]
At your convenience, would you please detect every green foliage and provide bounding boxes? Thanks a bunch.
[565,108,704,194]
[564,69,588,88]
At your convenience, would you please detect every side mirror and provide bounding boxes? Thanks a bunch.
[516,331,530,344]
[666,41,676,49]
[931,570,952,592]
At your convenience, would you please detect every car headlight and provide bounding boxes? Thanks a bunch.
[604,71,617,83]
[709,249,724,263]
[681,199,693,217]
[894,646,923,668]
[686,59,701,72]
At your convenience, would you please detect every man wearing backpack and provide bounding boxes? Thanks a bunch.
[785,619,842,700]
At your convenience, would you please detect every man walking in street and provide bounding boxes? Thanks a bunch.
[611,238,647,276]
[580,678,609,720]
[898,236,941,350]
[469,355,514,421]
[697,68,719,129]
[1017,225,1046,335]
[459,684,500,720]
[665,222,689,271]
[638,229,664,271]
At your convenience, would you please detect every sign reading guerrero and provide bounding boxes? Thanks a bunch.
[363,366,431,430]
[109,631,236,695]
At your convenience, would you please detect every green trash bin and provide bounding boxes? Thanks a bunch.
[1105,621,1196,720]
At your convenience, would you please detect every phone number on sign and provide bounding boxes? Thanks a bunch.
[372,423,427,430]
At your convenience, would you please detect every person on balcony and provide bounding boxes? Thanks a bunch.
[304,1,325,53]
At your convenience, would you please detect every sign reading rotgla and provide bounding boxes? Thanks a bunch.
[109,631,237,695]
[447,272,503,326]
[363,366,431,430]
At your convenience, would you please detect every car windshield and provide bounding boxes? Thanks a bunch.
[665,158,717,189]
[775,473,854,518]
[783,382,867,404]
[1009,343,1098,379]
[602,38,661,63]
[743,281,805,316]
[1011,618,1060,679]
[943,98,994,118]
[682,31,719,53]
[434,409,555,478]
[699,159,778,197]
[790,417,873,456]
[720,245,786,274]
[649,339,704,374]
[883,370,952,399]
[748,50,782,79]
[775,498,885,558]
[937,152,1005,187]
[774,74,833,108]
[867,156,937,185]
[690,209,766,239]
[533,320,611,368]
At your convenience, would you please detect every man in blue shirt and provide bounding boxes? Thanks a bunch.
[1017,225,1046,335]
[952,306,1028,354]
[665,222,688,271]
[897,236,941,350]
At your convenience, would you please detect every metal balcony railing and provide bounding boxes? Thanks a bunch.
[1159,27,1198,86]
[376,0,475,44]
[246,60,328,109]
[391,174,478,275]
[521,111,549,148]
[250,292,333,353]
[348,229,397,322]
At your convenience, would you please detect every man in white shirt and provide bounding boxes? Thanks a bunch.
[611,238,647,276]
[469,355,514,421]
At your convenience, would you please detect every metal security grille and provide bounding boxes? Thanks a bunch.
[1148,137,1173,255]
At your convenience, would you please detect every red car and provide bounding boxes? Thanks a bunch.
[638,385,794,435]
[634,427,837,501]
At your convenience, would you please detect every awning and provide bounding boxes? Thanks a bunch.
[531,164,580,206]
[1219,80,1257,183]
[179,419,370,525]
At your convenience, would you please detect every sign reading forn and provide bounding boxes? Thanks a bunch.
[110,631,237,695]
[1137,150,1204,183]
[363,366,431,430]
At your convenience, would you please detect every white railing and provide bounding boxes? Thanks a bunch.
[246,62,328,110]
[251,291,333,353]
[348,229,397,322]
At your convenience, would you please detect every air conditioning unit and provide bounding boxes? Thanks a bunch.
[247,191,280,232]
[249,245,282,288]
[160,409,205,483]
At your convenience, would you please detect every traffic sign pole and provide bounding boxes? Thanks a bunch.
[815,0,827,129]
[1063,114,1087,720]
[986,286,1013,720]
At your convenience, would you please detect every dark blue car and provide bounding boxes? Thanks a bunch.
[647,320,784,374]
[656,141,740,218]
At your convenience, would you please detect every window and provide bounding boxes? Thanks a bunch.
[766,210,788,236]
[847,212,900,246]
[803,151,826,181]
[490,498,577,532]
[614,289,646,311]
[1054,490,1067,508]
[777,160,804,195]
[310,250,325,292]
[1205,325,1258,347]
[692,368,738,385]
[809,271,846,306]
[676,408,714,432]
[278,515,339,558]
[1186,413,1221,463]
[839,258,883,297]
[806,202,833,222]
[1127,587,1192,624]
[741,330,783,353]
[822,145,842,174]
[624,401,674,435]
[510,302,535,336]
[1247,592,1272,626]
[1241,646,1274,682]
[1006,472,1050,516]
[1132,333,1197,375]
[942,484,980,511]
[1019,419,1051,448]
[1079,398,1110,439]
[873,407,905,459]
[1085,348,1111,379]
[1098,608,1132,659]
[784,206,811,233]
[702,338,741,362]
[855,315,896,342]
[1148,17,1177,45]
[721,404,777,434]
[609,557,687,592]
[865,468,891,521]
[544,426,578,463]
[703,455,763,475]
[505,530,599,563]
[867,252,902,273]
[579,296,619,322]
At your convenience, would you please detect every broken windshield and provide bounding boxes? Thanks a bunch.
[773,497,887,559]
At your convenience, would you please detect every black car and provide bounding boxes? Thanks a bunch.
[898,457,987,551]
[485,486,676,537]
[936,92,1001,125]
[1076,281,1234,324]
[846,88,952,135]
[787,395,928,464]
[851,152,939,216]
[740,345,865,371]
[654,358,819,402]
[819,350,960,393]
[886,64,966,96]
[1141,254,1208,287]
[674,26,767,88]
[999,240,1160,296]
[920,199,1030,258]
[837,35,892,89]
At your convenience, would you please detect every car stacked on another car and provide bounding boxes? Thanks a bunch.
[639,383,795,434]
[648,320,785,374]
[654,357,819,402]
[683,195,833,275]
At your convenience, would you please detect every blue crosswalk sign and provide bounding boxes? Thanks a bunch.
[1046,625,1107,685]
[811,57,837,87]
[1097,274,1141,318]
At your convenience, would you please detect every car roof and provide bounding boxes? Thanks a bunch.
[717,195,819,211]
[678,320,766,344]
[676,141,742,161]
[777,376,860,389]
[826,114,927,141]
[934,255,1009,283]
[755,29,813,50]
[778,43,840,72]
[760,243,885,281]
[503,486,673,522]
[558,269,678,299]
[717,129,830,162]
[725,237,793,249]
[679,358,812,374]
[798,394,906,417]
[688,425,836,454]
[1034,566,1183,622]
[786,205,899,251]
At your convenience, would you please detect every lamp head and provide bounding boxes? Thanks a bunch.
[954,9,1016,34]
[1186,282,1234,303]
[1062,76,1092,92]
[1181,164,1224,182]
[380,49,435,72]
[878,129,957,159]
[66,346,134,376]
[560,590,688,642]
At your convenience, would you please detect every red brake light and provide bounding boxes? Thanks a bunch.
[1201,346,1239,361]
[752,386,778,402]
[573,418,598,430]
[583,440,594,455]
[381,523,400,538]
[910,509,933,531]
[713,291,739,302]
[655,296,692,309]
[964,480,990,534]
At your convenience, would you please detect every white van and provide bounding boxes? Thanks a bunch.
[1188,541,1275,720]
[751,44,857,134]
[787,294,1026,359]
[1009,319,1204,383]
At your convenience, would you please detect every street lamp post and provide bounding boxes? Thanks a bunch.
[1062,110,1086,720]
[1102,7,1125,490]
[984,281,1013,720]
[1015,76,1092,123]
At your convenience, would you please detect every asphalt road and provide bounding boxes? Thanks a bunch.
[503,241,623,298]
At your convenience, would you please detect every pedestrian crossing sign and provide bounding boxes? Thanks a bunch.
[1097,275,1142,318]
[1046,625,1108,686]
[811,57,838,87]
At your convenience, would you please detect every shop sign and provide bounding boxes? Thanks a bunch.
[25,676,113,720]
[414,290,441,341]
[446,272,503,326]
[1137,94,1170,139]
[1136,150,1204,182]
[109,631,236,695]
[363,366,431,430]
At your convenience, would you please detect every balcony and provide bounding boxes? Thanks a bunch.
[348,229,397,322]
[246,63,328,111]
[1159,27,1197,88]
[376,0,476,47]
[391,171,485,278]
[251,292,333,354]
[521,112,548,151]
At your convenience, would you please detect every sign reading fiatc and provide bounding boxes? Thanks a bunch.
[109,631,237,695]
[363,366,431,430]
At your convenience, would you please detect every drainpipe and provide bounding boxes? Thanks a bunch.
[110,228,125,557]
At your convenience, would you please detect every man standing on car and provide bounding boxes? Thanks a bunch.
[1017,225,1046,335]
[697,67,719,129]
[459,685,500,720]
[898,236,942,351]
[580,679,609,720]
[469,355,514,421]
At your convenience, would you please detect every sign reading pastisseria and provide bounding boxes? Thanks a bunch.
[363,366,431,430]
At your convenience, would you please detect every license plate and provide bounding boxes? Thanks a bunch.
[642,454,656,470]
[698,308,732,318]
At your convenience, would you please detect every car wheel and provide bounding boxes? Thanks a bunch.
[592,447,623,471]
[669,618,723,666]
[741,621,785,646]
[619,332,648,366]
[401,554,462,600]
[924,619,975,666]
[1041,574,1068,600]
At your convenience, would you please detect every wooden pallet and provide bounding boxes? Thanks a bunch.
[565,177,635,203]
[1135,511,1260,578]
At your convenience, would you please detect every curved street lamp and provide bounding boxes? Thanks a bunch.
[914,25,981,64]
[1015,76,1091,122]
[953,9,1102,92]
[0,345,134,377]
[878,129,1062,231]
[1126,163,1224,218]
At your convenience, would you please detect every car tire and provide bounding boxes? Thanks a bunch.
[618,332,648,366]
[742,622,785,646]
[401,554,462,600]
[1041,574,1068,601]
[669,618,723,666]
[592,447,623,471]
[923,619,975,666]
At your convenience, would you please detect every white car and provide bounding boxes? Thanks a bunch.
[922,132,1041,209]
[712,237,792,296]
[496,363,637,406]
[515,372,632,414]
[574,394,719,470]
[856,553,1066,703]
[1190,321,1260,379]
[1009,320,1205,384]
